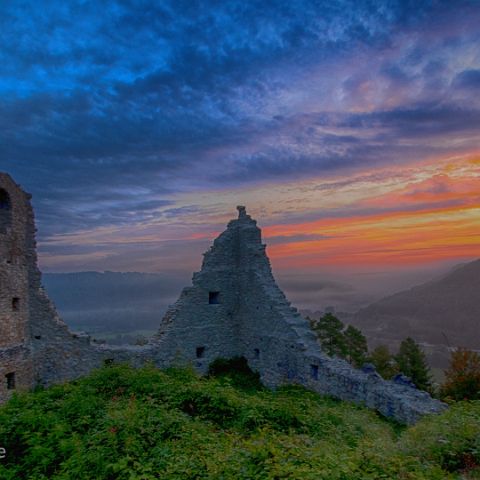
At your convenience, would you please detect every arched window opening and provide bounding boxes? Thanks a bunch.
[0,189,12,233]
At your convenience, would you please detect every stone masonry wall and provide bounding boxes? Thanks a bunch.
[0,173,138,396]
[0,173,446,423]
[0,174,35,401]
[155,206,446,424]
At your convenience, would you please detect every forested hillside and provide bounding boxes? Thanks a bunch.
[352,259,480,350]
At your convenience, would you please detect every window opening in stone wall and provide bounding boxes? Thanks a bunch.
[6,372,15,390]
[196,346,205,358]
[310,365,319,380]
[12,297,19,311]
[104,358,114,366]
[254,348,260,359]
[208,291,220,304]
[0,189,11,210]
[0,189,12,233]
[34,335,41,340]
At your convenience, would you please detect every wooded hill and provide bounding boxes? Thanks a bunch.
[351,259,480,354]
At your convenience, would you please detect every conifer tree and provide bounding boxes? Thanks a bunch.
[343,325,368,368]
[395,337,432,391]
[311,313,347,358]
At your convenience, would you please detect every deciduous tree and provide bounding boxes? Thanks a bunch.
[369,345,398,379]
[441,348,480,401]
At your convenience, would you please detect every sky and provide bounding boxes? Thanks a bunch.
[1,0,479,311]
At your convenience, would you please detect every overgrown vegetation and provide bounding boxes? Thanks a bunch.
[309,313,480,398]
[369,344,399,379]
[309,314,370,369]
[441,348,480,401]
[394,337,433,392]
[0,363,479,479]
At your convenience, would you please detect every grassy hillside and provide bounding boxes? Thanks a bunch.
[0,363,479,479]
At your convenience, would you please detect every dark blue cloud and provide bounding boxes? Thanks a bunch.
[341,104,480,136]
[453,69,480,90]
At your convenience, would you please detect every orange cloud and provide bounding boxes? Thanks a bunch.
[40,152,479,273]
[263,155,480,269]
[360,174,479,210]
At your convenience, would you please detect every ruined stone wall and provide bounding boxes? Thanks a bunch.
[0,174,445,423]
[151,206,445,424]
[28,271,152,386]
[150,216,245,370]
[0,175,35,401]
[0,173,141,394]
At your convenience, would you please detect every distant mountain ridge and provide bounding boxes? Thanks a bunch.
[351,259,480,350]
[43,261,480,356]
[43,271,187,333]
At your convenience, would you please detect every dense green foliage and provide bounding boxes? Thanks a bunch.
[207,356,264,391]
[369,345,399,380]
[343,325,368,368]
[441,348,480,401]
[309,314,368,366]
[310,315,435,393]
[310,313,348,358]
[310,312,479,404]
[0,363,479,479]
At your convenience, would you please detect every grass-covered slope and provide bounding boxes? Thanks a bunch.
[0,363,479,479]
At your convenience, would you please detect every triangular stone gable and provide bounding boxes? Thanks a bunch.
[150,206,446,423]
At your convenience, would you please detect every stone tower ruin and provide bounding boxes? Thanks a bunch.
[0,173,445,423]
[0,173,100,401]
[0,174,35,399]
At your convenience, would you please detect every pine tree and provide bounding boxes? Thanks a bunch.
[311,313,347,358]
[441,348,480,401]
[395,337,432,392]
[343,325,368,368]
[369,345,398,379]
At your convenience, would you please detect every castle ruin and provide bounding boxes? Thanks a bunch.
[0,172,445,423]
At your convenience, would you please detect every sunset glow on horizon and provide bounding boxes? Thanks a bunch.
[34,153,480,276]
[264,155,480,268]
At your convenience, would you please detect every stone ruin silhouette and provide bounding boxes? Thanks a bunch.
[0,172,445,423]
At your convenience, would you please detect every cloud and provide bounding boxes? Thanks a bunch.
[264,233,332,245]
[0,0,478,275]
[340,103,480,137]
[453,69,480,90]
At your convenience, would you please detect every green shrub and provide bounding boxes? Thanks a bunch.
[0,363,478,479]
[400,401,480,474]
[208,356,263,391]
